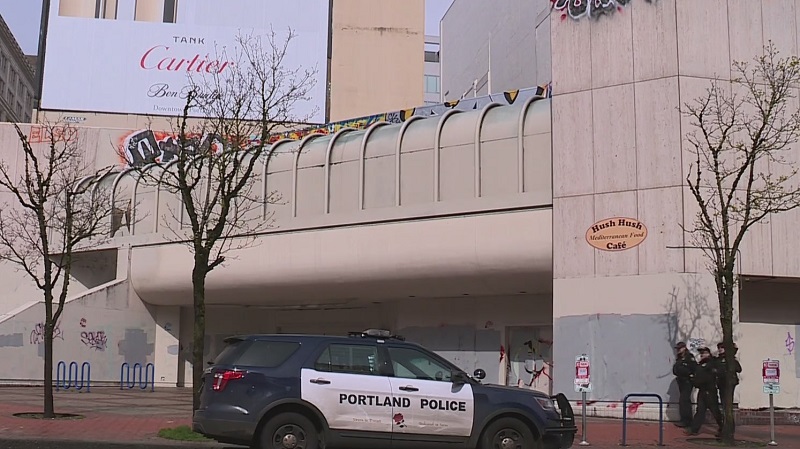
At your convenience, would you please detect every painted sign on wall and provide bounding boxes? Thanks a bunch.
[585,217,647,251]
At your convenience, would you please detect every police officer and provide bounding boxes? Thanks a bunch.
[672,342,696,428]
[714,342,742,432]
[687,347,723,436]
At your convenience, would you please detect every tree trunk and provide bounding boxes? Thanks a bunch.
[191,263,207,413]
[718,269,736,445]
[43,316,55,418]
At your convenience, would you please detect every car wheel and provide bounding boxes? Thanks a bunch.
[480,417,542,449]
[259,412,319,449]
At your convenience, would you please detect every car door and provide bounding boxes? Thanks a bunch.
[385,345,474,442]
[300,342,394,438]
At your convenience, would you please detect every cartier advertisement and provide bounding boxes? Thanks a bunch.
[40,0,329,123]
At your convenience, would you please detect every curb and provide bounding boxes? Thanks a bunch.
[0,437,237,449]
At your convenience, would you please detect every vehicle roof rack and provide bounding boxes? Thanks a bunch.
[348,329,405,341]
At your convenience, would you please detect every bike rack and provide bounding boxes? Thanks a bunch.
[119,362,155,392]
[55,361,91,393]
[621,393,664,446]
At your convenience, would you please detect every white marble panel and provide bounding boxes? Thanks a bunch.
[553,91,594,198]
[728,0,764,71]
[632,0,679,81]
[593,84,637,193]
[635,77,682,190]
[590,4,634,89]
[550,12,592,94]
[553,195,595,279]
[638,187,685,274]
[676,0,730,79]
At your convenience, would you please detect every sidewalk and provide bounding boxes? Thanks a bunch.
[0,386,798,448]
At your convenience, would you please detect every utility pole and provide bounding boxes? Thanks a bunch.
[35,0,51,117]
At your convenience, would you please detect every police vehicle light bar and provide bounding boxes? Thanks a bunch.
[348,329,405,341]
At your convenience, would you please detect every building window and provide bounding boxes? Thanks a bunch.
[424,75,440,94]
[163,0,177,23]
[95,0,118,19]
[424,51,440,63]
[135,0,176,23]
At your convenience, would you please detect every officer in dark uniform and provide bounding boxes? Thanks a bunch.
[672,342,697,428]
[688,347,723,436]
[714,342,742,432]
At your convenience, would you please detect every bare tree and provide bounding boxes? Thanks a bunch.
[120,30,317,411]
[0,121,114,418]
[683,42,800,444]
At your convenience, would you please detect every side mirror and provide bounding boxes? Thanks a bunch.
[473,369,486,380]
[452,372,469,384]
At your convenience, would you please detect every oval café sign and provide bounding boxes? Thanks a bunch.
[585,217,648,252]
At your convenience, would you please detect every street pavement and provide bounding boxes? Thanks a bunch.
[0,386,798,448]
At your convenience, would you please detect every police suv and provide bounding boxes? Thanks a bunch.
[193,329,576,449]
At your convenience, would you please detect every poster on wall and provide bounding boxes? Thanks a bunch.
[40,0,330,123]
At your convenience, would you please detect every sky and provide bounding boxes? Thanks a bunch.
[0,0,453,56]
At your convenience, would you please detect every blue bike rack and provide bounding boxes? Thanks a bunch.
[120,362,155,392]
[621,393,664,446]
[55,361,91,393]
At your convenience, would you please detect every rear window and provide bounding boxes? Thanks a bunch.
[213,339,245,365]
[216,340,300,368]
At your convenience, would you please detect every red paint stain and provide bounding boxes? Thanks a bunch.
[627,402,644,414]
[577,400,598,406]
[607,403,618,408]
[561,13,567,21]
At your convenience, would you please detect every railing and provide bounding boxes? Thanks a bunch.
[55,361,91,392]
[119,362,155,392]
[621,393,664,447]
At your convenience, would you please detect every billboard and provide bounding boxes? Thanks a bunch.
[40,0,330,123]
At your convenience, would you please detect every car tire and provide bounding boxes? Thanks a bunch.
[480,417,543,449]
[258,412,319,449]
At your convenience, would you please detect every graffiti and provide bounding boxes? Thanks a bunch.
[27,125,78,144]
[79,318,87,328]
[114,84,552,168]
[786,332,795,355]
[81,331,108,351]
[627,401,644,414]
[499,345,505,363]
[507,330,554,391]
[30,322,63,345]
[552,0,654,21]
[120,129,229,167]
[271,84,551,144]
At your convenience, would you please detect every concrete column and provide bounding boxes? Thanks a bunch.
[153,305,180,386]
[58,0,96,18]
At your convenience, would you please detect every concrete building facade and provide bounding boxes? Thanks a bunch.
[424,35,441,105]
[1,0,799,420]
[34,0,428,128]
[0,15,35,123]
[441,0,800,413]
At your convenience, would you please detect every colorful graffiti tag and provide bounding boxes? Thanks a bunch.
[120,130,230,167]
[116,84,552,168]
[271,84,551,142]
[552,0,655,21]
